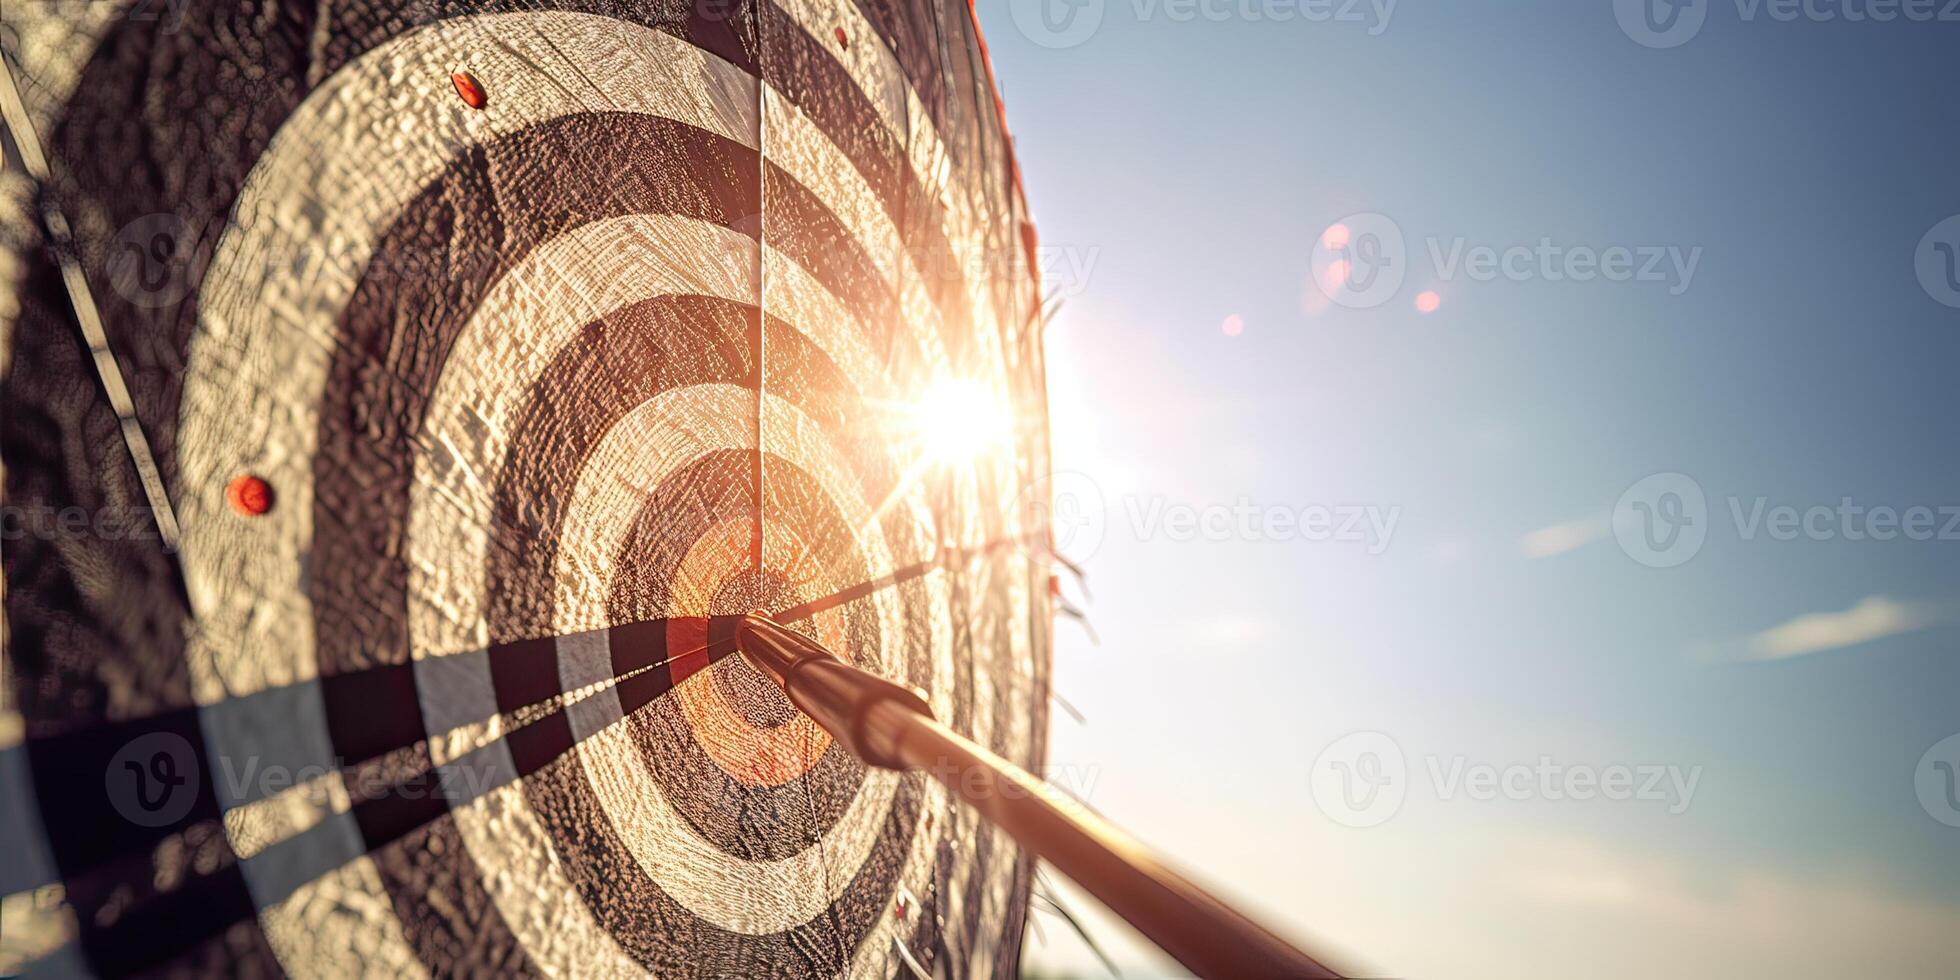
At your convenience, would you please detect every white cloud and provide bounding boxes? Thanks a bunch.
[1747,595,1948,661]
[1520,515,1609,558]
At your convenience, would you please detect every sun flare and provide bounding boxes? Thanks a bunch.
[909,378,1012,464]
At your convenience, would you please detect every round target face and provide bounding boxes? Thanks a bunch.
[0,2,1051,977]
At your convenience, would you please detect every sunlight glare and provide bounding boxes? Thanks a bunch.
[912,378,1011,463]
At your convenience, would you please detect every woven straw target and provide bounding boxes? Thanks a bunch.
[0,2,1050,975]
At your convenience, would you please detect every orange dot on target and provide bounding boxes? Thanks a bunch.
[1415,290,1441,313]
[1221,314,1244,337]
[226,474,273,516]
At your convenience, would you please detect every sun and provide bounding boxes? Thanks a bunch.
[909,378,1012,464]
[853,378,1017,536]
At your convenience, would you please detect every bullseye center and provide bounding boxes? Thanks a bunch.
[710,570,797,727]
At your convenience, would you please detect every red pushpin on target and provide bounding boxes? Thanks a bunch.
[451,70,487,109]
[225,474,273,516]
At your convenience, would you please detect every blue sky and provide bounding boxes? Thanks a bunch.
[977,2,1960,976]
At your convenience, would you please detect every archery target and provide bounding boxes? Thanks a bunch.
[0,1,1050,977]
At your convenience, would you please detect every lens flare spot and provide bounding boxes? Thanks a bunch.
[1221,314,1244,337]
[1415,290,1441,313]
[1321,223,1351,250]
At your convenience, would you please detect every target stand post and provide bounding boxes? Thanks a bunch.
[735,614,1346,980]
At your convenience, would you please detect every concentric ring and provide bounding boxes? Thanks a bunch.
[2,2,1050,976]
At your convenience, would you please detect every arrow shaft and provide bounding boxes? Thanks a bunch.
[735,615,1342,980]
